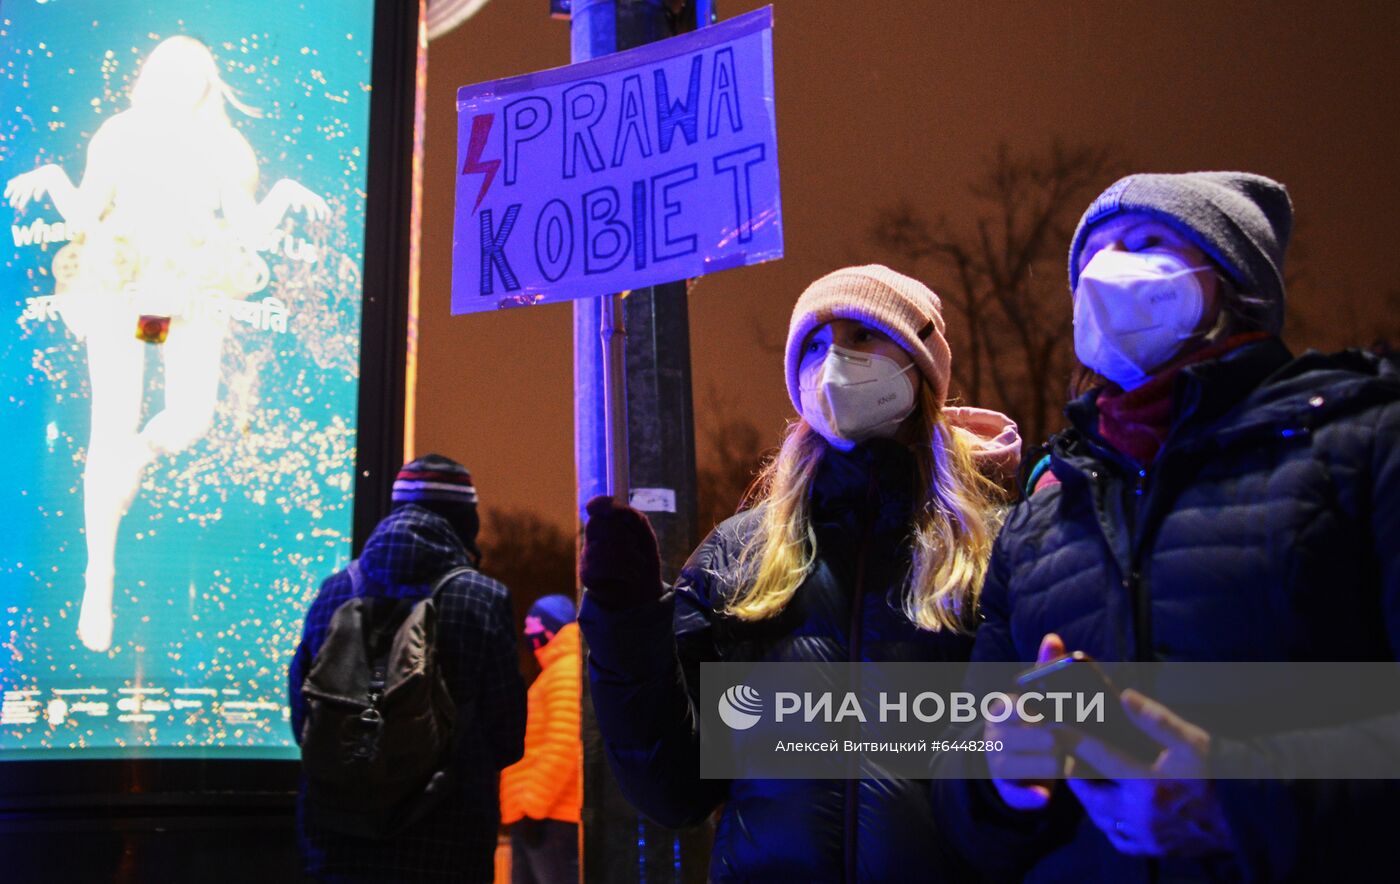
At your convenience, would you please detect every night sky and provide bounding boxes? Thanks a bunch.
[414,1,1400,532]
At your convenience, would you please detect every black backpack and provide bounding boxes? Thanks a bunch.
[299,561,470,838]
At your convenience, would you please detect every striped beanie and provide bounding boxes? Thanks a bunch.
[391,454,479,507]
[784,264,952,413]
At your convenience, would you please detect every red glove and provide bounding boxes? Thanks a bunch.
[579,495,663,609]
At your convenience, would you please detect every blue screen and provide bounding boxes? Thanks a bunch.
[0,0,376,759]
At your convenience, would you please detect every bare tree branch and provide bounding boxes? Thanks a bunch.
[869,140,1126,444]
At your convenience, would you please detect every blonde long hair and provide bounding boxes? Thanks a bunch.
[726,382,1007,633]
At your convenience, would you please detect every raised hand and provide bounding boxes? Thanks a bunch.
[5,165,63,211]
[270,178,330,222]
[579,495,663,610]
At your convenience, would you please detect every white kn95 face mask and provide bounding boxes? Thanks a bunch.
[800,345,917,450]
[1074,249,1211,390]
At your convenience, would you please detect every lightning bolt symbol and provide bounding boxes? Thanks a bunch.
[461,113,501,213]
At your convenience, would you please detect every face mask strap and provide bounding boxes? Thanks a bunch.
[799,344,912,391]
[1162,264,1213,280]
[826,344,873,365]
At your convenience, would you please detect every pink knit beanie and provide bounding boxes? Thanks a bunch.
[784,264,952,413]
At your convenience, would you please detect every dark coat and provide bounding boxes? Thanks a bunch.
[937,339,1400,883]
[579,440,978,883]
[289,504,526,883]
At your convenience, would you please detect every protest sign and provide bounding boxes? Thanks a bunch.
[451,6,781,314]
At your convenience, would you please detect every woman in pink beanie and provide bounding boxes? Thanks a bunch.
[576,264,1019,882]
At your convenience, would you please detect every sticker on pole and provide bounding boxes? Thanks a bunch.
[451,6,782,314]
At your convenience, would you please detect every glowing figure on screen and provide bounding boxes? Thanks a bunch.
[4,36,330,652]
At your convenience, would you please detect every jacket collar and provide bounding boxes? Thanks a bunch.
[1056,339,1400,476]
[1061,337,1294,465]
[534,621,580,669]
[1169,336,1295,434]
[809,437,917,533]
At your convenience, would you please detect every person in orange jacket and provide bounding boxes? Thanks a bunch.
[500,594,581,884]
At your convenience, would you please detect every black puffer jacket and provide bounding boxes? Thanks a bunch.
[937,339,1400,883]
[579,440,977,883]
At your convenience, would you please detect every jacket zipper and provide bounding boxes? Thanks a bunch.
[843,466,879,884]
[1128,467,1151,663]
[1068,394,1327,884]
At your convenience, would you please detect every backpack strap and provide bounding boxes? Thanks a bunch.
[347,559,362,593]
[1023,453,1054,498]
[429,565,474,600]
[1016,440,1053,500]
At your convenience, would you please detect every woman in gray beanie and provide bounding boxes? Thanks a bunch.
[935,171,1400,882]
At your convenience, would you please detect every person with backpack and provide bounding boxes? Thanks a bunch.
[500,594,582,884]
[935,172,1400,881]
[289,454,527,884]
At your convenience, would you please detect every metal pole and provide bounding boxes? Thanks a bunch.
[570,0,616,521]
[600,292,630,502]
[566,2,711,882]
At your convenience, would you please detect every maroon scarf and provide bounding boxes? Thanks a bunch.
[1096,333,1270,466]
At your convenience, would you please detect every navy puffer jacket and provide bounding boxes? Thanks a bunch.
[937,339,1400,883]
[579,440,978,883]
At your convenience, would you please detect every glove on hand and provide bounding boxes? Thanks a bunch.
[579,495,663,610]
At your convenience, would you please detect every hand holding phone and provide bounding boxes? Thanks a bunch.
[986,633,1066,811]
[1014,651,1163,766]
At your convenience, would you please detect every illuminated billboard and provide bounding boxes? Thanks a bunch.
[0,0,377,759]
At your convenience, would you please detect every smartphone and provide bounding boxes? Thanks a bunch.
[1014,652,1162,766]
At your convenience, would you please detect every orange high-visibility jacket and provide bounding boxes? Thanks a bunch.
[500,621,582,825]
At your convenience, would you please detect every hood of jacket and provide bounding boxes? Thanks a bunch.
[945,406,1021,483]
[534,621,580,670]
[356,504,473,596]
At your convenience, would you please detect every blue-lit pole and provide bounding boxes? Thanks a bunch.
[570,3,717,517]
[570,3,631,511]
[567,4,714,883]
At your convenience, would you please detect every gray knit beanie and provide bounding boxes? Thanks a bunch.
[1067,172,1293,334]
